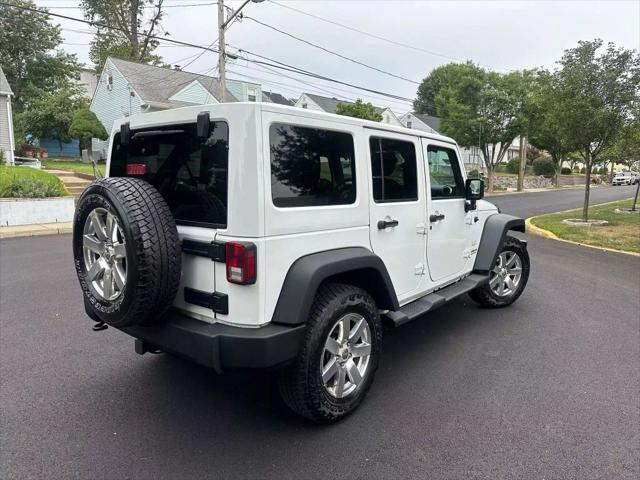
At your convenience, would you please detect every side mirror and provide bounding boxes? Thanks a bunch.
[465,178,484,211]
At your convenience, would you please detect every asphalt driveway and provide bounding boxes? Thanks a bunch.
[1,187,638,479]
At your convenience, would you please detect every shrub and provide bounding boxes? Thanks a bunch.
[467,169,481,178]
[532,157,556,176]
[506,157,521,174]
[580,167,586,174]
[0,166,68,198]
[561,167,572,175]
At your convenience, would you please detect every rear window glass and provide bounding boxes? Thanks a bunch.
[110,122,228,228]
[269,123,356,208]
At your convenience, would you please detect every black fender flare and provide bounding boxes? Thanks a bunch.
[271,247,399,326]
[473,213,526,273]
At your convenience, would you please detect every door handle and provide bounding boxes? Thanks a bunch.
[429,213,445,223]
[377,219,399,230]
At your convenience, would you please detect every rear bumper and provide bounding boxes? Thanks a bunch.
[117,312,306,373]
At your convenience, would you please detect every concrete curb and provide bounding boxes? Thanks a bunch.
[526,200,640,257]
[0,222,73,239]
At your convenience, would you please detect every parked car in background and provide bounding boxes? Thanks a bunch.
[612,171,639,186]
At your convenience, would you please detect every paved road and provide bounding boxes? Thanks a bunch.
[1,188,639,479]
[489,184,638,218]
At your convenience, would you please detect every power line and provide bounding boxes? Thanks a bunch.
[43,2,217,9]
[1,1,414,104]
[244,16,419,85]
[268,0,467,64]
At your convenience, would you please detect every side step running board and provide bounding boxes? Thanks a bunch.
[384,274,489,327]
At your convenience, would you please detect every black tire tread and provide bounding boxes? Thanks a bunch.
[278,283,381,423]
[75,177,181,327]
[468,236,529,308]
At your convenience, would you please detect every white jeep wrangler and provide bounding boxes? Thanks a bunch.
[73,103,529,422]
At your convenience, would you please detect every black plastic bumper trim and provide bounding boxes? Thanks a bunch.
[184,287,228,314]
[181,239,226,262]
[120,312,306,373]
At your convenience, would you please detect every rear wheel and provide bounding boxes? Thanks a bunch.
[278,283,381,423]
[469,236,529,308]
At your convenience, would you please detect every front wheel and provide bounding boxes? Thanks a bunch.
[278,283,382,423]
[469,236,530,308]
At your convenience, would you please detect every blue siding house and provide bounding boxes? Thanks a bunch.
[90,58,264,149]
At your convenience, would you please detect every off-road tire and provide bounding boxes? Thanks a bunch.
[278,283,382,423]
[73,177,181,327]
[469,236,529,308]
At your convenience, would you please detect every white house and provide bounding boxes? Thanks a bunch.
[400,111,521,172]
[294,93,402,126]
[76,68,99,100]
[0,66,15,165]
[91,57,264,136]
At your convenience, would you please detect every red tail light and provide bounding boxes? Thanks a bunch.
[127,163,147,175]
[225,242,256,285]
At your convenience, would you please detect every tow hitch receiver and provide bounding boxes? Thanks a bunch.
[134,339,163,355]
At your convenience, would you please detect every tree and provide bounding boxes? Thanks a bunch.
[414,62,482,116]
[81,0,167,71]
[552,40,640,220]
[429,65,530,191]
[523,70,575,185]
[17,89,87,151]
[335,99,382,122]
[69,108,109,150]
[0,0,80,113]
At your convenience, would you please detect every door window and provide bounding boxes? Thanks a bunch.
[426,145,465,199]
[369,137,418,203]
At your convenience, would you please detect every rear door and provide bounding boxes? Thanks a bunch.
[108,121,229,322]
[367,131,426,301]
[422,139,469,282]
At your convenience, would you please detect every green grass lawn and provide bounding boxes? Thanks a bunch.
[0,166,69,198]
[42,159,103,177]
[531,198,640,253]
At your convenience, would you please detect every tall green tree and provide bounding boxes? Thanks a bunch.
[553,40,640,220]
[335,99,383,121]
[422,63,529,191]
[16,89,87,151]
[81,0,167,71]
[69,108,109,150]
[523,70,575,185]
[0,0,80,113]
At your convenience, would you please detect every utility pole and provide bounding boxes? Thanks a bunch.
[218,0,263,103]
[517,135,527,192]
[218,0,227,102]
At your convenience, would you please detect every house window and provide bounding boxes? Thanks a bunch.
[106,73,113,90]
[302,103,308,109]
[406,121,412,128]
[247,86,257,102]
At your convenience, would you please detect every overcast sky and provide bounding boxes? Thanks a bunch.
[38,0,640,113]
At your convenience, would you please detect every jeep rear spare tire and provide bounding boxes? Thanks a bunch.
[73,177,181,327]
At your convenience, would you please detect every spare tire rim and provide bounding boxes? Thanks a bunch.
[82,208,127,301]
[321,313,372,399]
[490,250,522,297]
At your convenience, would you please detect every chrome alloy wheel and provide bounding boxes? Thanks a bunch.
[321,313,372,399]
[82,208,127,301]
[490,250,523,297]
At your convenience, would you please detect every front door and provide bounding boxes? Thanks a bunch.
[422,140,469,282]
[367,131,426,301]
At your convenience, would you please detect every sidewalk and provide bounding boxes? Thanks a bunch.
[0,222,72,239]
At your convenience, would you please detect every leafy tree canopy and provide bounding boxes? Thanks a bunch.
[69,108,109,150]
[16,90,87,149]
[81,0,167,71]
[335,99,383,122]
[0,0,80,112]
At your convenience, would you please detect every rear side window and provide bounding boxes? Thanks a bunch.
[110,122,228,227]
[369,137,418,202]
[269,123,356,208]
